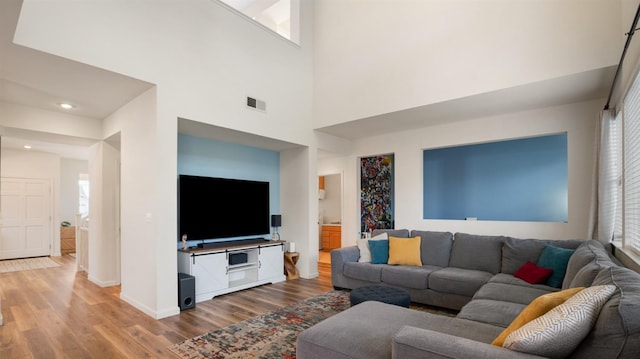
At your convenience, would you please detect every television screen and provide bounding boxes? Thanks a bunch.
[178,175,270,241]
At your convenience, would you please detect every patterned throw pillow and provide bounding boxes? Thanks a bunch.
[357,232,388,263]
[491,287,584,347]
[503,285,616,358]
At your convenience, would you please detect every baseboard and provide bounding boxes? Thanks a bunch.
[120,292,180,319]
[88,275,120,288]
[301,271,319,279]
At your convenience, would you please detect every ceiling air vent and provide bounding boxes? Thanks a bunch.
[246,96,266,112]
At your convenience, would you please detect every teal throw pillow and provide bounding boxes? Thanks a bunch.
[369,239,389,264]
[537,245,575,288]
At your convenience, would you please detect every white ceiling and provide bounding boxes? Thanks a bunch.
[314,67,616,140]
[0,0,152,160]
[0,0,617,160]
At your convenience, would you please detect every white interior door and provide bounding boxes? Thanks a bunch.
[0,178,52,260]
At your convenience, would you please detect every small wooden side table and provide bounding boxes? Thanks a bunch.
[284,252,300,280]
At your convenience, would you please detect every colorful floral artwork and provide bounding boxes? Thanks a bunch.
[360,154,394,232]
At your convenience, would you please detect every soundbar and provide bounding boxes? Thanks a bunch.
[196,238,268,249]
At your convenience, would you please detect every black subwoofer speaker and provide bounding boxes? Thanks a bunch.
[178,272,195,310]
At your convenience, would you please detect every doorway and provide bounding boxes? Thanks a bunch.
[0,177,52,260]
[318,173,343,275]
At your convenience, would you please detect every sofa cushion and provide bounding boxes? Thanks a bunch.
[502,237,582,275]
[491,287,584,347]
[356,232,387,263]
[369,239,389,264]
[501,237,549,275]
[381,265,441,289]
[429,267,492,297]
[570,260,610,288]
[388,236,422,266]
[343,262,383,283]
[489,273,559,292]
[457,299,526,328]
[571,266,640,359]
[449,233,504,274]
[536,245,575,288]
[514,261,554,284]
[472,282,555,305]
[372,228,409,238]
[296,301,504,359]
[503,285,616,358]
[562,240,614,289]
[411,230,453,267]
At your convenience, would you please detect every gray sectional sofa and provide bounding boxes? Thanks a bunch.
[297,230,640,359]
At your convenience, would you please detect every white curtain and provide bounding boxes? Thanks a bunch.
[588,110,619,244]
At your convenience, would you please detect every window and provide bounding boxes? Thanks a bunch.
[218,0,299,44]
[623,71,640,254]
[79,175,89,217]
[613,110,623,241]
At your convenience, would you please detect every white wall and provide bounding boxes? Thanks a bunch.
[102,88,170,318]
[13,0,315,318]
[281,146,318,278]
[313,0,621,127]
[60,158,88,226]
[15,0,314,147]
[87,141,120,287]
[1,148,61,255]
[320,98,601,247]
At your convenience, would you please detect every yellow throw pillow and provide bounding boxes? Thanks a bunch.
[387,236,422,266]
[491,286,585,347]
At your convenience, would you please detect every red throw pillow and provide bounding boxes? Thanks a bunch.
[514,261,554,284]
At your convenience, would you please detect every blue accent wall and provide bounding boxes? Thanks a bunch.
[178,134,280,243]
[423,133,568,222]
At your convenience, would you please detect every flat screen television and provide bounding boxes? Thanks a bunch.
[178,175,270,242]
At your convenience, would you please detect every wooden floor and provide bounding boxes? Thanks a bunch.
[0,254,333,359]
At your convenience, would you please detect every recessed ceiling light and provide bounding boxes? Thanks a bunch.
[23,145,32,149]
[59,103,74,109]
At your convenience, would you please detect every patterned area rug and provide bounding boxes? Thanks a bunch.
[169,289,458,359]
[169,290,351,359]
[0,256,60,273]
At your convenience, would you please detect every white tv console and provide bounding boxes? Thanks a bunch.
[177,240,286,303]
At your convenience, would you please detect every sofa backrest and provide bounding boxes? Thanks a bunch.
[562,240,616,289]
[569,266,640,359]
[410,230,453,267]
[371,229,409,238]
[501,237,583,275]
[449,233,505,274]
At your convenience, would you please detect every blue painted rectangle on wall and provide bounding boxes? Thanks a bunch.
[423,133,568,222]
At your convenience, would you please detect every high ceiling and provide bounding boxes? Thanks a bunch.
[0,0,617,160]
[315,67,616,140]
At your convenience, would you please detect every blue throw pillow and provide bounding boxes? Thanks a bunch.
[369,239,389,264]
[536,245,575,288]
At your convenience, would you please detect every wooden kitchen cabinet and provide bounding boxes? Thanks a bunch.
[60,226,76,255]
[321,225,341,250]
